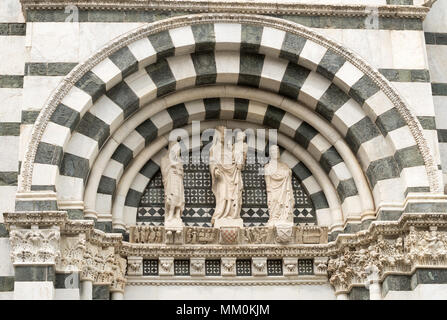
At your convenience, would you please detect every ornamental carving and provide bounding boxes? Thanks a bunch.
[111,255,127,292]
[9,228,60,265]
[56,235,87,272]
[295,226,328,244]
[406,226,447,266]
[95,247,116,284]
[243,227,271,244]
[129,226,163,243]
[185,227,218,244]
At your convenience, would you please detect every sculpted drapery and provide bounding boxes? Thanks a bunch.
[265,145,295,226]
[160,141,185,228]
[209,127,247,226]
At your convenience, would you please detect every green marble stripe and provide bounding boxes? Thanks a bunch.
[382,275,411,297]
[0,75,23,88]
[411,269,447,289]
[21,110,40,124]
[386,0,413,4]
[0,277,14,292]
[24,62,78,76]
[432,83,447,96]
[0,172,18,186]
[0,123,20,136]
[25,10,423,30]
[379,69,430,83]
[425,32,447,45]
[0,223,8,237]
[0,23,26,36]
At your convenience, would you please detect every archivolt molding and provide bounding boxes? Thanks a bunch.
[20,13,440,197]
[80,87,374,226]
[20,0,430,18]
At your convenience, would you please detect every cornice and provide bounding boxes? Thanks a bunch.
[3,211,67,229]
[126,276,327,286]
[119,213,447,257]
[19,1,430,19]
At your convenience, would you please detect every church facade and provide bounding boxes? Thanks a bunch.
[0,0,447,300]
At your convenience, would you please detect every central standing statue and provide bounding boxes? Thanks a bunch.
[209,126,247,228]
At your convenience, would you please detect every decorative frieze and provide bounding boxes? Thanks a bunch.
[128,225,328,246]
[129,226,163,244]
[19,0,430,19]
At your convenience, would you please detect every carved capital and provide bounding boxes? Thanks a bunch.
[56,234,87,272]
[10,227,60,266]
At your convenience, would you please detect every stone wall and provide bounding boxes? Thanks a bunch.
[1,0,447,300]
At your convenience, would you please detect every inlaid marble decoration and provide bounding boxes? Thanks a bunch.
[137,151,316,227]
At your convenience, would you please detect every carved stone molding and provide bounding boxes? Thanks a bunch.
[314,257,328,277]
[190,258,205,277]
[18,13,440,195]
[252,257,267,276]
[126,278,328,286]
[222,257,236,277]
[19,0,430,19]
[127,256,143,276]
[111,255,127,293]
[283,258,298,276]
[10,228,60,266]
[159,257,174,276]
[3,211,67,229]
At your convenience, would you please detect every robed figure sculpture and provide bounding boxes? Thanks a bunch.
[265,145,295,227]
[209,126,247,228]
[160,141,185,228]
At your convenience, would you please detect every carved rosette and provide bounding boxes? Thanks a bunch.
[9,228,60,265]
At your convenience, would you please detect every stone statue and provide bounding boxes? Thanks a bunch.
[264,145,294,227]
[209,127,247,227]
[160,141,185,228]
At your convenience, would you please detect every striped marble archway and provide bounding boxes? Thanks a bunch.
[16,13,441,237]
